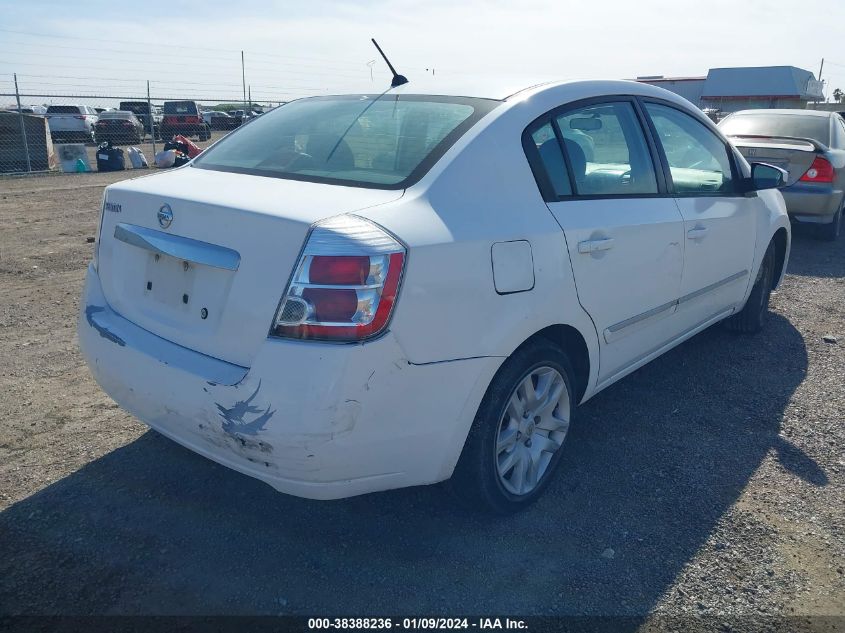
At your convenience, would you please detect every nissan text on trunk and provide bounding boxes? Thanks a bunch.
[79,79,791,513]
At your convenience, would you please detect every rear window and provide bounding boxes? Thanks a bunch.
[46,105,83,114]
[163,101,198,115]
[720,113,831,145]
[99,111,134,120]
[120,102,150,115]
[192,94,499,189]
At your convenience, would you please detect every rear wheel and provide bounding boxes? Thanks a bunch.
[819,205,842,241]
[724,242,775,334]
[450,339,575,514]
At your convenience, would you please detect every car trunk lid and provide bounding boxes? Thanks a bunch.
[728,135,824,185]
[97,167,403,367]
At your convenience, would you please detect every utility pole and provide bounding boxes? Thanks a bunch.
[147,80,155,157]
[248,85,252,114]
[818,58,825,105]
[241,51,247,115]
[13,73,32,173]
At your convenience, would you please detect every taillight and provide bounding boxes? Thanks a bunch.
[271,215,406,342]
[800,156,834,183]
[74,115,86,120]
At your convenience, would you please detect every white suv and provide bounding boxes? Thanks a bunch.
[78,80,790,513]
[45,104,98,144]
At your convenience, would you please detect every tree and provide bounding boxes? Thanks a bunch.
[834,88,844,103]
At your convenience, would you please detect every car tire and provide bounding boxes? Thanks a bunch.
[819,205,843,241]
[724,241,775,334]
[449,338,576,514]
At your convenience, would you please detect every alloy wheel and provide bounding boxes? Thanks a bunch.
[495,366,570,496]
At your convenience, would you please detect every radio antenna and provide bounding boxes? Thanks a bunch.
[371,38,408,88]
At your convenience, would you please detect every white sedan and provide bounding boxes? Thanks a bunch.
[78,79,790,513]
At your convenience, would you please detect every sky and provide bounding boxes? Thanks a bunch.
[1,0,844,108]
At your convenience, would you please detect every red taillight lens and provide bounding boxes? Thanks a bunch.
[309,255,370,285]
[271,216,406,342]
[301,288,358,321]
[800,156,834,183]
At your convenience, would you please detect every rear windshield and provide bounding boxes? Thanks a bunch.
[119,102,150,114]
[99,111,134,120]
[192,94,500,189]
[163,101,198,115]
[46,105,83,114]
[720,113,831,145]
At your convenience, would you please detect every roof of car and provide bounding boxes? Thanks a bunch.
[99,111,136,118]
[321,77,689,102]
[728,108,832,118]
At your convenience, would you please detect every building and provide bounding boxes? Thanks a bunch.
[635,75,707,106]
[638,66,824,114]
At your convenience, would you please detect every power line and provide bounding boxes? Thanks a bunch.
[0,40,383,75]
[0,61,366,88]
[0,27,426,72]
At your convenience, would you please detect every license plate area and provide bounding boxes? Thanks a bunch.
[138,251,233,331]
[144,252,197,309]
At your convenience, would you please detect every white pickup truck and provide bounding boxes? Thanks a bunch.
[46,105,98,144]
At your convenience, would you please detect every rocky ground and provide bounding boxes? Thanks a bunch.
[0,171,842,630]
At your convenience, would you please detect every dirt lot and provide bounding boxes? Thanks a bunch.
[0,171,843,625]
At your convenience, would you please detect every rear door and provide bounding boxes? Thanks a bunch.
[641,100,757,328]
[525,98,686,384]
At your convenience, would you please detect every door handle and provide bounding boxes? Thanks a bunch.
[687,227,709,240]
[578,238,615,254]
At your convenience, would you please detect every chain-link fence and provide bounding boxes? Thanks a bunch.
[0,74,291,175]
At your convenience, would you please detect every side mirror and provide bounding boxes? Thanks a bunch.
[749,162,788,191]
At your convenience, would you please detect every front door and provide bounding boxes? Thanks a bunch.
[642,101,757,329]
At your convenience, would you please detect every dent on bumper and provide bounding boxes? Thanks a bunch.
[78,264,500,500]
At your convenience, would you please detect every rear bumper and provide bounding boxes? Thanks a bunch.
[78,264,498,499]
[781,183,843,223]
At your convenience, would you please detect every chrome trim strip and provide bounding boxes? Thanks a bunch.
[677,270,748,305]
[114,223,240,271]
[597,307,734,391]
[604,270,748,343]
[606,299,677,335]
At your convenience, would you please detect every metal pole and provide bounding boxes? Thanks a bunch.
[13,73,32,173]
[818,58,825,105]
[248,85,252,114]
[241,51,247,115]
[147,80,155,158]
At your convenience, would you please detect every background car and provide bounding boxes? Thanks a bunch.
[159,100,210,141]
[202,110,238,130]
[119,101,160,139]
[78,80,790,514]
[94,111,145,145]
[720,109,845,240]
[45,104,98,144]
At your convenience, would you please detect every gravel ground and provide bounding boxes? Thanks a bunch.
[0,172,842,627]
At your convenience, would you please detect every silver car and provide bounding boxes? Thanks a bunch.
[719,109,844,240]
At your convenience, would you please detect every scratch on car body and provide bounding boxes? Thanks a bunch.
[85,306,125,347]
[215,380,275,438]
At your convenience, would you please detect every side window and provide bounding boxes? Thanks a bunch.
[644,103,735,194]
[528,122,572,197]
[555,102,658,196]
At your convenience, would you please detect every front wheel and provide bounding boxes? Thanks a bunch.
[724,242,775,334]
[449,339,575,514]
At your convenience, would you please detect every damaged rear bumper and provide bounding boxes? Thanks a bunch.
[78,264,500,500]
